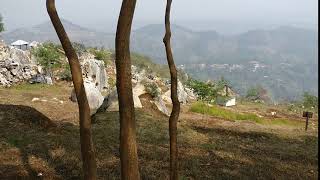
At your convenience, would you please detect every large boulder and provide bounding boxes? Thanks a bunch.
[162,81,189,104]
[70,81,104,115]
[81,59,108,92]
[103,83,146,112]
[154,97,170,116]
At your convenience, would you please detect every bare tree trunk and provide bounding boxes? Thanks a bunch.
[163,0,181,179]
[46,1,97,179]
[115,0,140,179]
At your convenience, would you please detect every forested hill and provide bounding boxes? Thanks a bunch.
[2,20,318,101]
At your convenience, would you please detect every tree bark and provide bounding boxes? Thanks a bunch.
[46,1,97,179]
[163,0,181,179]
[115,0,140,179]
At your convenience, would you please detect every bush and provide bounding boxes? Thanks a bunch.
[31,42,63,74]
[186,78,217,102]
[88,48,113,63]
[145,82,160,98]
[246,85,269,102]
[302,92,318,109]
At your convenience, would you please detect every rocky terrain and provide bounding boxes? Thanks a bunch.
[0,40,196,116]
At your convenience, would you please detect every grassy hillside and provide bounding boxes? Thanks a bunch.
[0,83,318,179]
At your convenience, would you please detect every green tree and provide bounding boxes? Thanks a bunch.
[0,14,4,32]
[186,78,217,102]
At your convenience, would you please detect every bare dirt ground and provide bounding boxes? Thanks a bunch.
[0,82,318,179]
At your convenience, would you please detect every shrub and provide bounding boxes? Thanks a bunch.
[186,78,217,102]
[145,82,160,98]
[246,85,269,102]
[302,92,318,109]
[88,48,113,63]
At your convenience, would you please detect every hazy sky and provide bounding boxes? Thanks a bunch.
[0,0,318,33]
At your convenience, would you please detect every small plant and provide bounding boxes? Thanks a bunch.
[108,77,116,89]
[59,63,72,81]
[145,82,160,98]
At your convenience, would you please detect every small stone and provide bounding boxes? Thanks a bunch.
[31,97,40,102]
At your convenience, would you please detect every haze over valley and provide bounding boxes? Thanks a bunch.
[2,20,317,101]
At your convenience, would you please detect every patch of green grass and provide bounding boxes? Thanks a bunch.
[190,102,303,127]
[190,102,261,123]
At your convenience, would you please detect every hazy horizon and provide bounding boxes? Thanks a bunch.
[0,0,318,34]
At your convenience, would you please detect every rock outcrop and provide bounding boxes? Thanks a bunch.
[80,58,109,92]
[0,44,39,87]
[162,80,190,104]
[70,81,104,115]
[103,83,145,112]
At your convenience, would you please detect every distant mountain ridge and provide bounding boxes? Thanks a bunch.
[1,20,318,101]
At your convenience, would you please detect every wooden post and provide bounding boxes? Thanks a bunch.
[303,111,313,131]
[305,116,309,131]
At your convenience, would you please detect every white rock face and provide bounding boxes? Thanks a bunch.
[81,59,108,92]
[162,81,189,104]
[154,97,170,116]
[9,48,31,65]
[0,44,41,86]
[71,81,104,115]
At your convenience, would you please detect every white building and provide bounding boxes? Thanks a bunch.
[11,40,29,50]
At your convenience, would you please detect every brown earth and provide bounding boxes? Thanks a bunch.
[0,82,318,179]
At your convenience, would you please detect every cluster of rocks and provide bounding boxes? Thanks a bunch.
[0,43,36,86]
[70,53,110,115]
[94,65,196,116]
[0,40,196,116]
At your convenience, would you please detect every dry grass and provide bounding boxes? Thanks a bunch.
[0,83,318,179]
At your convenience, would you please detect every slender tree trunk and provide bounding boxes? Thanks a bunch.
[46,1,97,179]
[163,0,181,179]
[115,0,140,179]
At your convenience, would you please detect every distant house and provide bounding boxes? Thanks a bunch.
[216,85,237,107]
[11,40,29,50]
